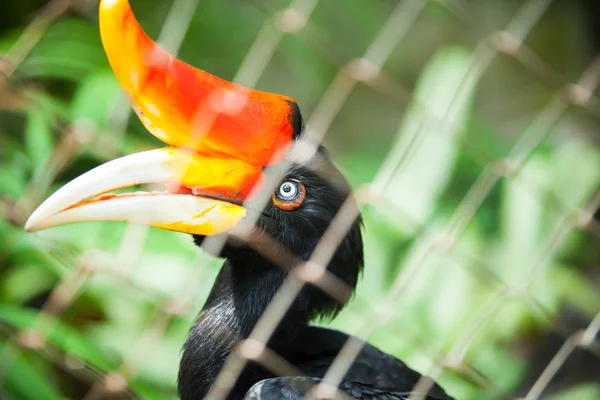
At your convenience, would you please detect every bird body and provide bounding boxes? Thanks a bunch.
[25,1,456,399]
[178,250,453,400]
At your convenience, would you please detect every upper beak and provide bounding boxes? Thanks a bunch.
[25,0,299,236]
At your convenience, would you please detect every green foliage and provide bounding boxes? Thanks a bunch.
[1,344,62,400]
[20,19,107,81]
[1,1,599,399]
[0,305,119,371]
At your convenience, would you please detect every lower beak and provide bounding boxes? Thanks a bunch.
[24,148,263,235]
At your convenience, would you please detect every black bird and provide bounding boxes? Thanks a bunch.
[180,157,453,400]
[25,1,455,399]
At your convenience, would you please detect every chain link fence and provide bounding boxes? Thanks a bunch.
[1,0,599,399]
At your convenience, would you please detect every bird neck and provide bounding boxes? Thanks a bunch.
[203,253,312,337]
[178,220,363,399]
[177,250,313,399]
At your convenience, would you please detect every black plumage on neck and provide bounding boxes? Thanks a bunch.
[177,159,364,400]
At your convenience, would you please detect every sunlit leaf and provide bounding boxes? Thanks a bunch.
[383,46,475,226]
[497,155,545,286]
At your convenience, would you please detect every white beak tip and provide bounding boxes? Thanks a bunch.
[24,206,51,232]
[24,216,41,232]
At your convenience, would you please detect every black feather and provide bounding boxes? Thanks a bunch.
[179,148,453,399]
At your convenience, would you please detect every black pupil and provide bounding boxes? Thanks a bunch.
[282,183,293,194]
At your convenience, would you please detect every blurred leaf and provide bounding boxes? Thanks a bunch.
[546,383,600,400]
[497,155,545,285]
[0,344,62,400]
[129,376,178,400]
[27,91,71,122]
[469,341,527,394]
[547,140,600,210]
[0,305,119,371]
[0,264,56,304]
[426,232,482,337]
[20,19,106,81]
[0,151,29,198]
[0,28,23,53]
[25,108,54,172]
[549,263,600,315]
[1,1,600,399]
[0,165,27,198]
[383,46,475,226]
[7,231,71,277]
[70,71,121,128]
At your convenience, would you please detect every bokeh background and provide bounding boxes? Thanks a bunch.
[1,0,600,399]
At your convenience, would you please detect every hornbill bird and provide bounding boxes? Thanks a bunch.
[25,1,455,399]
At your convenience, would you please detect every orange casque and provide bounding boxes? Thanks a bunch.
[99,0,299,199]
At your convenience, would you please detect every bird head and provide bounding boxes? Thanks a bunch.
[25,0,363,296]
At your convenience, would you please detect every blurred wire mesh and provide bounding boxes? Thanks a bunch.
[1,0,600,399]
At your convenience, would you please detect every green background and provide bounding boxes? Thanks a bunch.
[1,0,599,399]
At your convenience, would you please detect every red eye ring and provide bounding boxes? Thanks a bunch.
[272,181,306,211]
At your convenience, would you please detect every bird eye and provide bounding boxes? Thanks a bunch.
[272,180,306,210]
[279,182,297,199]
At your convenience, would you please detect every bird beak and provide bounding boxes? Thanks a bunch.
[24,0,298,236]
